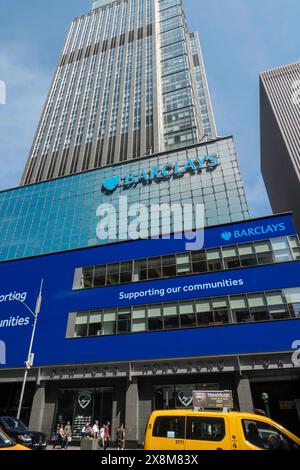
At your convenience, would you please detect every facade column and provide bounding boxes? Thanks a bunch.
[125,378,139,446]
[29,383,45,431]
[237,377,254,412]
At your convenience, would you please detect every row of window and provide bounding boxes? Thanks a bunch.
[73,236,300,290]
[70,287,300,338]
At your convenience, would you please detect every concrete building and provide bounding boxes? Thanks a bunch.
[21,0,216,185]
[260,61,300,233]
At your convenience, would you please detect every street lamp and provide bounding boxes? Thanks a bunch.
[16,279,43,420]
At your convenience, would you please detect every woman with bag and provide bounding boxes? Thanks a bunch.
[59,424,67,449]
[64,422,72,450]
[52,424,60,450]
[116,424,126,451]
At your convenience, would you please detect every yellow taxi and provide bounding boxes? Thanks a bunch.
[144,410,300,450]
[0,429,31,451]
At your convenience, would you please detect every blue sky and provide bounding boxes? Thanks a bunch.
[0,0,299,217]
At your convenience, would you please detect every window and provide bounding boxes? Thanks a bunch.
[74,312,88,337]
[186,417,225,441]
[212,298,229,324]
[120,261,133,284]
[148,257,162,279]
[248,294,269,322]
[266,291,289,320]
[195,300,213,325]
[88,310,102,336]
[163,303,179,329]
[94,266,106,287]
[255,240,273,265]
[238,244,257,267]
[133,259,148,282]
[106,263,120,285]
[242,420,300,450]
[102,310,116,335]
[117,308,131,334]
[153,416,185,439]
[230,296,250,323]
[148,304,163,331]
[284,288,300,318]
[271,238,293,263]
[82,267,93,288]
[179,301,196,327]
[132,306,146,332]
[162,254,177,277]
[288,236,300,260]
[207,249,223,272]
[176,253,191,274]
[191,251,207,273]
[222,246,240,269]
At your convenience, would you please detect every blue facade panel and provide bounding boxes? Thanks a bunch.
[0,214,299,369]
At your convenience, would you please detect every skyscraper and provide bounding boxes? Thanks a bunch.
[260,61,300,232]
[21,0,216,185]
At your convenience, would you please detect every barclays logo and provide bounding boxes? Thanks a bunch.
[102,152,221,192]
[102,175,121,192]
[221,231,232,241]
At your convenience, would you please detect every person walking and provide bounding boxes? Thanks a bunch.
[93,420,100,438]
[99,423,105,448]
[103,421,110,450]
[116,424,126,451]
[59,424,67,449]
[52,424,61,450]
[64,421,72,449]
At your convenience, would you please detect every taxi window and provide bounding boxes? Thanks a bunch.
[186,417,225,441]
[242,419,300,450]
[153,416,185,439]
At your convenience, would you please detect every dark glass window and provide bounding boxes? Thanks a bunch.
[148,257,162,279]
[82,267,93,288]
[120,261,133,284]
[186,417,225,441]
[242,420,300,450]
[88,310,102,336]
[117,308,131,333]
[162,254,177,277]
[207,249,223,272]
[195,300,213,325]
[191,251,207,273]
[93,266,106,287]
[106,263,120,285]
[153,416,185,439]
[133,259,148,282]
[148,305,163,331]
[239,244,257,267]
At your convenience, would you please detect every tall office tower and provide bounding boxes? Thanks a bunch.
[21,0,216,185]
[260,61,300,232]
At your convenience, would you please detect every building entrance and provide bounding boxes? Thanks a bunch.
[53,387,113,441]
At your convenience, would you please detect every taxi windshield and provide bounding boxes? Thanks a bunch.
[0,430,14,448]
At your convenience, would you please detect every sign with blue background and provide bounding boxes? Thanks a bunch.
[0,213,299,368]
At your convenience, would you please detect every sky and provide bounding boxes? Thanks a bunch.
[0,0,299,217]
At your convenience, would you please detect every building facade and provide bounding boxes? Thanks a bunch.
[260,61,300,233]
[0,214,300,444]
[21,0,216,185]
[1,137,249,262]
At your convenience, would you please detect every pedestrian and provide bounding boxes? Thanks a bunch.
[103,421,110,450]
[93,420,100,438]
[52,424,60,450]
[82,422,93,438]
[98,423,105,448]
[64,421,72,449]
[59,424,67,449]
[116,423,125,451]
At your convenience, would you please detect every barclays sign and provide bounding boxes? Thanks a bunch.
[102,152,220,192]
[221,222,286,242]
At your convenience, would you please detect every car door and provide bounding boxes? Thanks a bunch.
[239,418,300,450]
[185,414,230,450]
